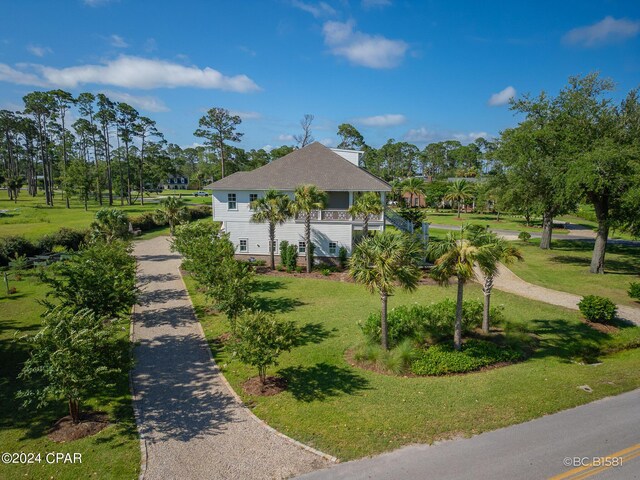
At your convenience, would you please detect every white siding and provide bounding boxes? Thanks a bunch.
[225,220,352,257]
[213,190,294,223]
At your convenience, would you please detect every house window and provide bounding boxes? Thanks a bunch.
[227,193,237,210]
[271,240,278,254]
[239,238,248,253]
[298,241,306,254]
[249,193,258,209]
[328,242,337,255]
[181,177,186,184]
[414,197,419,207]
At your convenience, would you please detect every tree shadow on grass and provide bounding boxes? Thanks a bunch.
[252,279,286,293]
[550,255,639,275]
[278,363,370,402]
[254,296,305,314]
[293,322,337,347]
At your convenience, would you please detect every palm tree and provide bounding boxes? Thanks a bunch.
[350,232,422,350]
[349,192,384,240]
[467,227,524,333]
[444,179,473,219]
[250,189,293,270]
[154,196,190,235]
[90,208,130,243]
[427,225,493,350]
[401,177,427,208]
[292,184,327,273]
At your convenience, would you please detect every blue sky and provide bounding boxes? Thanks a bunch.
[1,0,639,151]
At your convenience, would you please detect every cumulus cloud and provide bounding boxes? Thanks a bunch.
[322,20,408,68]
[229,110,262,120]
[488,86,516,106]
[277,134,295,141]
[356,113,406,127]
[27,45,52,57]
[319,137,335,146]
[563,16,640,47]
[109,34,128,48]
[0,56,260,92]
[101,90,169,112]
[362,0,391,9]
[453,131,488,142]
[291,0,336,18]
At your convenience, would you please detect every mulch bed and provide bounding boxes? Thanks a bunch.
[581,319,619,334]
[242,376,287,396]
[47,412,110,443]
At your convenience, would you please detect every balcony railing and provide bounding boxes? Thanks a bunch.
[295,209,384,223]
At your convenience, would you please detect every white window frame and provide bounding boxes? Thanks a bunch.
[328,242,337,255]
[271,239,279,254]
[227,193,237,210]
[239,238,248,253]
[298,241,306,254]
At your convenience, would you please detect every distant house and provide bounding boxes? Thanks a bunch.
[205,142,392,262]
[165,175,189,190]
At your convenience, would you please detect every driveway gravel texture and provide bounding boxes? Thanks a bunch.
[131,236,331,480]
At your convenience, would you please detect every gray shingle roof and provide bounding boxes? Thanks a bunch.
[204,142,391,192]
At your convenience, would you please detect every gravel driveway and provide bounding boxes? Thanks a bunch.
[131,236,331,480]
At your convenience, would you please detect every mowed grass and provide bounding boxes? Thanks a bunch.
[510,239,640,307]
[425,211,569,235]
[0,273,140,480]
[0,191,211,239]
[185,273,640,460]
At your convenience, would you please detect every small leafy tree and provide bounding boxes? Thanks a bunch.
[231,311,298,384]
[209,257,255,331]
[338,246,348,270]
[349,232,423,350]
[518,231,532,242]
[154,196,190,235]
[42,241,137,320]
[17,306,120,424]
[91,208,130,243]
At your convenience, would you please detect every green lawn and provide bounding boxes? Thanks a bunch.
[0,191,211,239]
[425,211,569,234]
[0,272,140,480]
[185,273,640,460]
[509,239,640,307]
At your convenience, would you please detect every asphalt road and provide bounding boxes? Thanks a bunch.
[298,389,640,480]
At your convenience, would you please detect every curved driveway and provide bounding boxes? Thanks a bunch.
[131,236,330,480]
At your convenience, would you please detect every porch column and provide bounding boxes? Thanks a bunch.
[348,191,354,207]
[381,191,386,231]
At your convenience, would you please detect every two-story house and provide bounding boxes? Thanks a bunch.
[205,142,391,263]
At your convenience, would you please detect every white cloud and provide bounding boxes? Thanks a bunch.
[277,134,294,141]
[322,20,408,68]
[488,86,516,106]
[109,34,128,48]
[0,55,260,92]
[143,38,157,53]
[291,0,336,18]
[27,45,52,57]
[229,110,262,120]
[101,90,169,112]
[453,131,488,142]
[356,113,406,127]
[319,137,335,146]
[261,144,274,152]
[362,0,391,9]
[563,16,640,47]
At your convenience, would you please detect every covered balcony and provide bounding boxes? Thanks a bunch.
[294,191,385,223]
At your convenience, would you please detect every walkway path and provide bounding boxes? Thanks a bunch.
[131,236,331,480]
[475,263,640,325]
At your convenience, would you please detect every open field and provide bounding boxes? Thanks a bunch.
[0,272,139,480]
[0,191,211,239]
[509,239,640,308]
[185,273,640,460]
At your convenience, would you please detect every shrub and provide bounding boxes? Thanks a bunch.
[0,236,37,266]
[518,231,532,242]
[578,295,618,324]
[189,204,213,220]
[338,246,348,270]
[230,311,298,384]
[279,241,298,272]
[321,268,332,276]
[359,299,502,347]
[51,228,87,251]
[130,212,159,231]
[629,282,640,301]
[411,339,522,376]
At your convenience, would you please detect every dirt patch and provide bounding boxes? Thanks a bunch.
[216,332,233,344]
[582,319,619,334]
[242,376,287,396]
[47,412,110,442]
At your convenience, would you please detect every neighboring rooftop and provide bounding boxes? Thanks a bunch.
[205,142,391,192]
